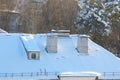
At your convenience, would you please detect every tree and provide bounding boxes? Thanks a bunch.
[17,0,79,33]
[41,0,79,33]
[76,0,106,34]
[76,0,120,57]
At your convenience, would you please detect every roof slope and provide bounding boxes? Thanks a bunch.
[0,33,120,75]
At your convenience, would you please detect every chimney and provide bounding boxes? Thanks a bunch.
[77,35,89,53]
[46,33,58,53]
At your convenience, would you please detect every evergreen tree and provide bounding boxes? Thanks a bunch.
[76,0,120,35]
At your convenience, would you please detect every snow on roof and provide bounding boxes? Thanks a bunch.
[20,35,40,52]
[78,34,90,38]
[0,28,8,33]
[59,72,101,77]
[0,33,120,78]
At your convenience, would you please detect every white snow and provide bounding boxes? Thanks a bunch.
[78,0,85,8]
[0,33,120,79]
[77,0,120,35]
[93,13,109,27]
[0,28,8,33]
[20,35,40,51]
[60,72,101,76]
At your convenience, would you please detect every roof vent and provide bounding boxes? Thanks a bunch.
[51,30,70,37]
[46,33,58,53]
[77,35,89,53]
[20,35,40,60]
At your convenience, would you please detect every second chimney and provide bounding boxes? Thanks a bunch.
[77,35,89,53]
[46,34,58,53]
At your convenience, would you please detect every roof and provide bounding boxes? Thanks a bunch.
[0,33,120,78]
[0,28,8,33]
[20,35,40,52]
[59,72,101,77]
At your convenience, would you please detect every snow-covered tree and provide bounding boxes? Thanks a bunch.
[77,0,120,56]
[76,0,120,35]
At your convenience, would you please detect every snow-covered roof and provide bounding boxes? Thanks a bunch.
[59,72,101,77]
[0,28,8,33]
[0,33,120,79]
[20,35,40,52]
